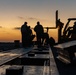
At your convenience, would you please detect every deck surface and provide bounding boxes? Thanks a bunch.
[0,45,59,75]
[52,46,76,75]
[0,47,33,66]
[54,40,76,49]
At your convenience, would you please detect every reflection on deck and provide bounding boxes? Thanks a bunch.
[0,47,33,66]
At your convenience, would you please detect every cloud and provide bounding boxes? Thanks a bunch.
[17,16,49,22]
[18,16,25,20]
[28,17,38,20]
[18,16,38,20]
[17,16,44,21]
[14,27,21,30]
[0,26,2,28]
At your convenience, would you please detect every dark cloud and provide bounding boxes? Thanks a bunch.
[28,17,38,20]
[14,27,21,30]
[27,17,48,21]
[18,16,39,20]
[17,16,48,22]
[0,26,2,28]
[18,16,25,20]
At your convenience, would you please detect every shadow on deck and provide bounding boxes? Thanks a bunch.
[51,47,76,75]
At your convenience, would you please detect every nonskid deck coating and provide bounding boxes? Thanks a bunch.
[0,45,59,75]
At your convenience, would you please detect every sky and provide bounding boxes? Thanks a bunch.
[0,0,76,42]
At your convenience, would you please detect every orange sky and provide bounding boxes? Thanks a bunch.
[0,0,76,42]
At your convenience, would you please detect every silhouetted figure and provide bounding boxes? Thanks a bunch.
[71,22,76,40]
[34,21,44,47]
[43,33,49,45]
[21,22,35,47]
[66,27,73,37]
[27,26,35,45]
[49,37,55,47]
[67,22,76,40]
